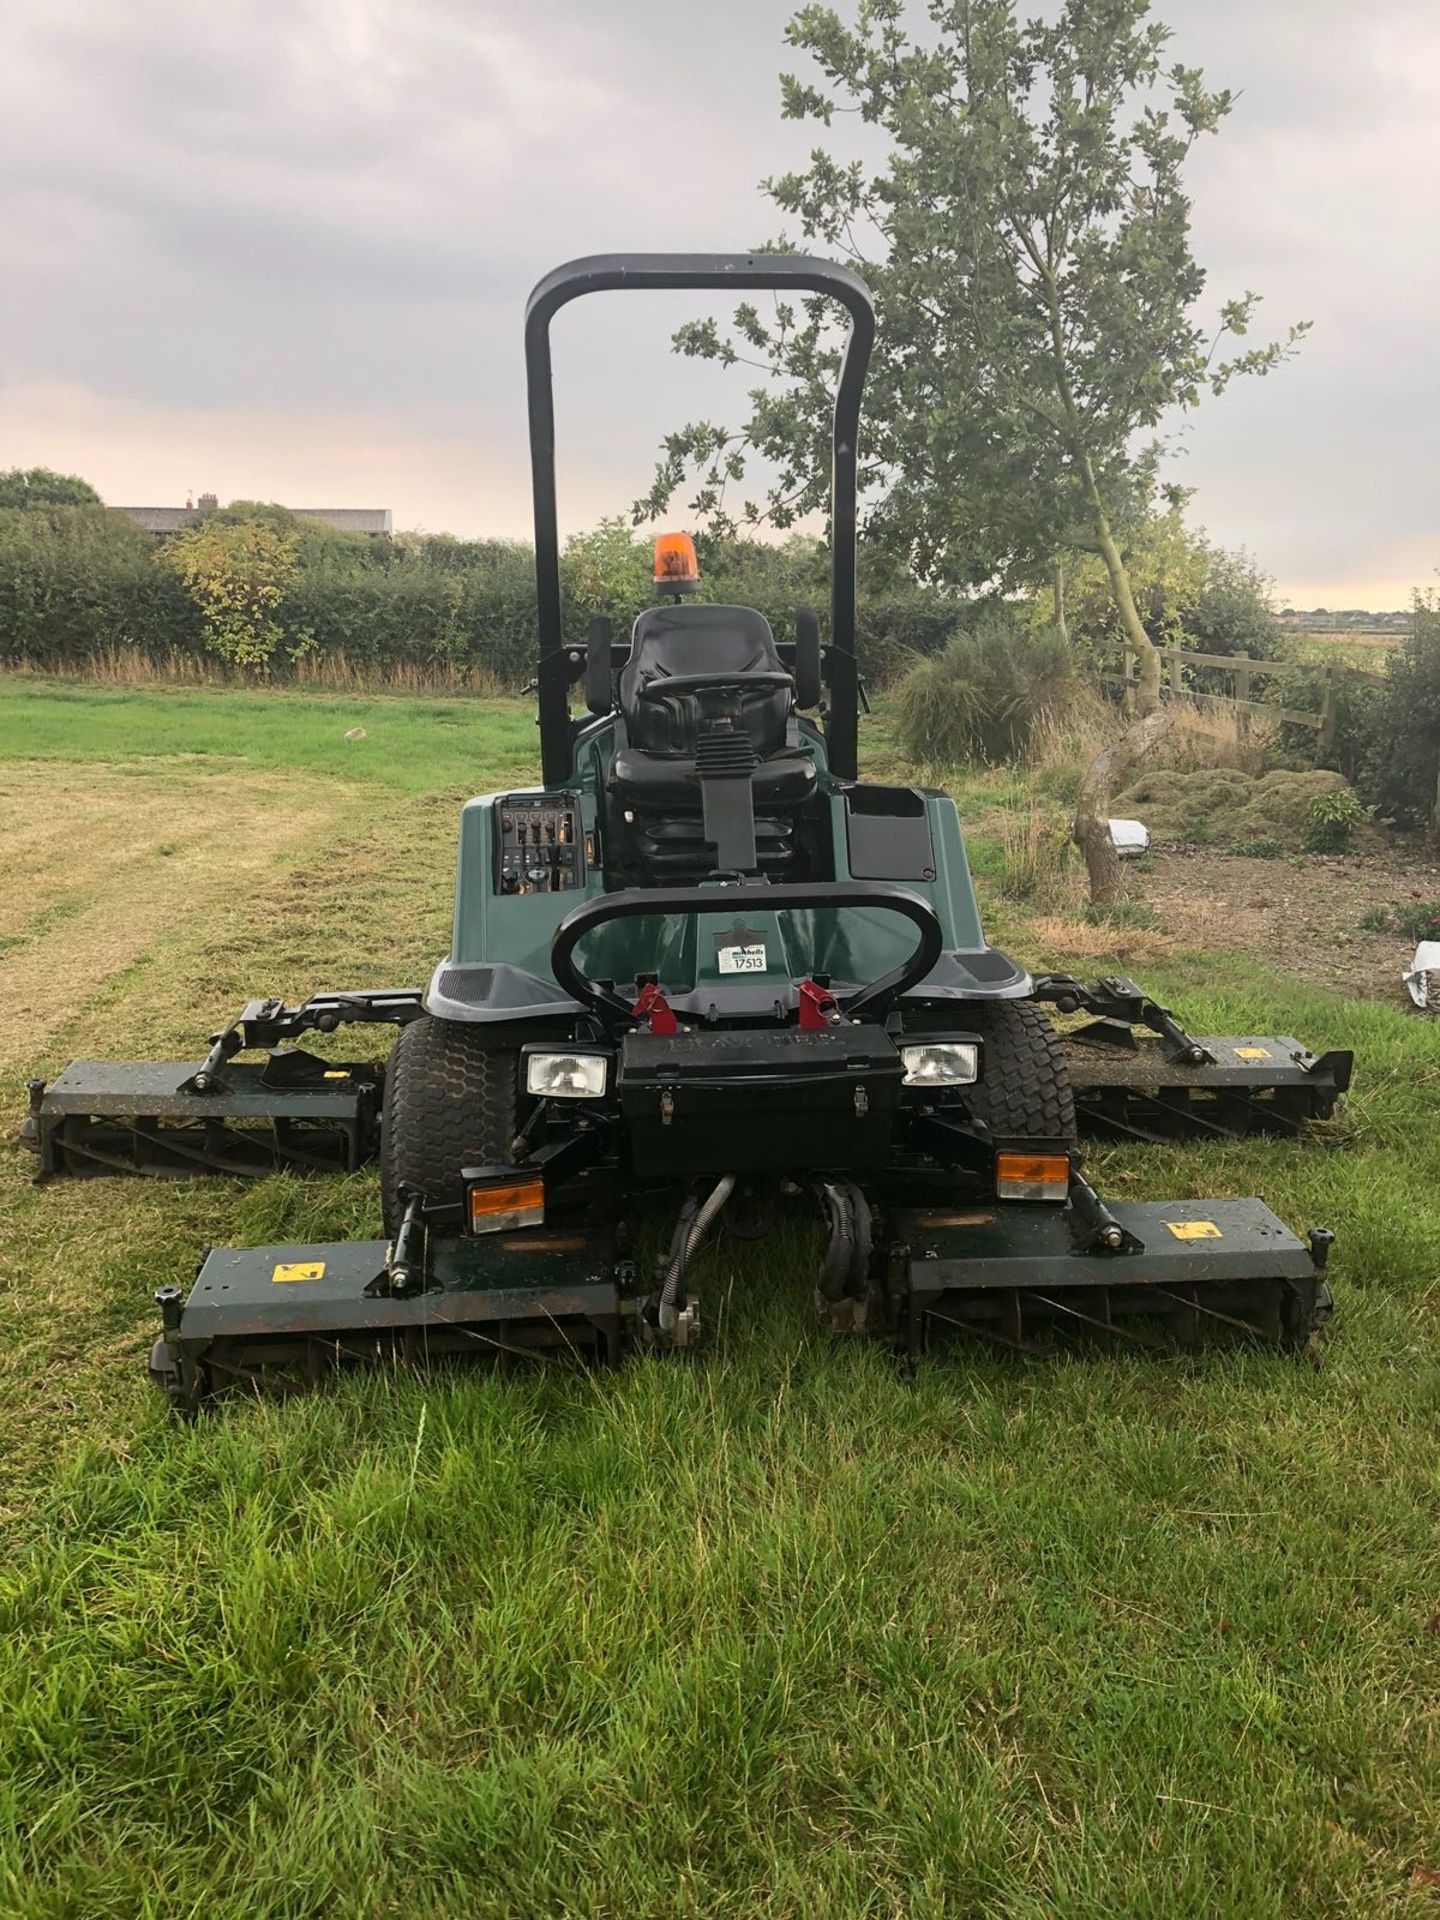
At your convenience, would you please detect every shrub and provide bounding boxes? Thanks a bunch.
[161,517,303,670]
[1263,650,1387,787]
[1367,595,1440,827]
[891,611,1075,766]
[1232,837,1283,859]
[0,505,195,667]
[1304,787,1366,852]
[1397,899,1440,942]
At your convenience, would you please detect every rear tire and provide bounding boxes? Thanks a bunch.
[380,1016,518,1233]
[957,999,1077,1145]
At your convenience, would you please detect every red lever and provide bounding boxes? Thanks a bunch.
[632,979,678,1035]
[797,977,840,1031]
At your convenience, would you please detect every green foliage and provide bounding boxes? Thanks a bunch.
[1394,898,1440,942]
[1365,594,1440,826]
[891,611,1075,765]
[1232,837,1283,860]
[161,517,304,670]
[1188,544,1279,658]
[0,505,195,667]
[0,466,101,508]
[1065,510,1277,674]
[1359,900,1440,941]
[1082,898,1161,930]
[641,0,1306,608]
[559,517,657,639]
[1303,786,1366,853]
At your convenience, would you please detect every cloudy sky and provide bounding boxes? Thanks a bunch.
[2,0,1435,607]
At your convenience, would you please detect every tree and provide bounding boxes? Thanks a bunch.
[160,517,304,671]
[0,467,102,509]
[643,0,1303,699]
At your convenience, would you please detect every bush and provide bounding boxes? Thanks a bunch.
[1304,787,1366,853]
[1263,649,1387,786]
[161,516,303,670]
[891,611,1075,766]
[0,506,196,667]
[1367,596,1440,827]
[1362,899,1440,942]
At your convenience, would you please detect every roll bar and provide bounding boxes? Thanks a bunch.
[524,253,876,786]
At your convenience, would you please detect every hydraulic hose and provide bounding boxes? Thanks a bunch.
[817,1181,873,1301]
[659,1175,736,1333]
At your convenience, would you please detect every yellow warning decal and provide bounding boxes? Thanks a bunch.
[1165,1220,1222,1241]
[1233,1046,1272,1060]
[271,1261,326,1283]
[322,1070,350,1080]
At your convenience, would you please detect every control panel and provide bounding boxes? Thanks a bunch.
[494,792,586,895]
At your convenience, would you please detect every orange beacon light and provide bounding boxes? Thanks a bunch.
[652,531,699,595]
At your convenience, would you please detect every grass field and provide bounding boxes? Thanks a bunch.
[2,677,1440,1918]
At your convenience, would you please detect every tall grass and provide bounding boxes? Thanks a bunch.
[3,645,507,696]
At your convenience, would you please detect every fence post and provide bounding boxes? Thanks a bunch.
[1318,666,1338,756]
[1168,646,1183,698]
[1122,646,1136,715]
[1234,651,1251,741]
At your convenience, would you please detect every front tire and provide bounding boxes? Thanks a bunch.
[958,999,1077,1145]
[380,1016,518,1233]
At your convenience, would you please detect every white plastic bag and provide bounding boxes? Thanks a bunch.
[1107,818,1150,860]
[1403,941,1440,1010]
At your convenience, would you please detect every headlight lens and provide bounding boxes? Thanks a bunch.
[524,1051,608,1098]
[901,1042,979,1087]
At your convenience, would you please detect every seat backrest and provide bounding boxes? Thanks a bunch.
[618,604,791,757]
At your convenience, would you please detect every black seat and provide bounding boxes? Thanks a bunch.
[612,603,816,804]
[618,604,789,754]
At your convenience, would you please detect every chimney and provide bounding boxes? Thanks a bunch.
[197,491,218,513]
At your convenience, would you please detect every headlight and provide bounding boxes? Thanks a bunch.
[901,1042,979,1087]
[524,1051,608,1098]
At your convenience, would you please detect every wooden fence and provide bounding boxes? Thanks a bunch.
[1100,646,1388,753]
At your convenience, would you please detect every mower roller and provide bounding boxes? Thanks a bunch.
[22,254,1349,1406]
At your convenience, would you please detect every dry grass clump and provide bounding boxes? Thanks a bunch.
[1024,689,1117,781]
[1026,695,1278,802]
[996,806,1082,911]
[1024,909,1178,966]
[1116,765,1359,851]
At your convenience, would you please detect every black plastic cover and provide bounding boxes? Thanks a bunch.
[618,1024,903,1175]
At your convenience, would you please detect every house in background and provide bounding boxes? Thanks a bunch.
[116,492,392,536]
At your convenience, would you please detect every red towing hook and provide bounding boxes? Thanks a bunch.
[797,977,842,1030]
[632,978,678,1035]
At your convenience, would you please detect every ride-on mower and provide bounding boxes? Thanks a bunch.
[23,255,1351,1407]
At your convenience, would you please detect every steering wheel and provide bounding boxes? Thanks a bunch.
[551,880,945,1028]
